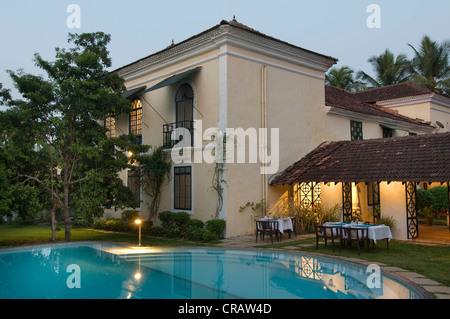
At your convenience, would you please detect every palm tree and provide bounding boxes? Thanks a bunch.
[356,49,411,88]
[325,66,366,92]
[408,35,450,94]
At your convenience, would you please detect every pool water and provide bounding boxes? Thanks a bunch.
[0,242,424,299]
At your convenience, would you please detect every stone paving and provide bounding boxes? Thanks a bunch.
[216,233,450,299]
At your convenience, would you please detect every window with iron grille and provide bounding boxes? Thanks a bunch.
[130,98,143,144]
[293,182,321,209]
[174,166,192,211]
[163,84,195,148]
[350,120,363,140]
[105,115,115,138]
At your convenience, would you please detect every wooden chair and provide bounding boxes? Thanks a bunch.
[315,225,341,252]
[256,220,279,243]
[289,217,297,238]
[340,227,370,255]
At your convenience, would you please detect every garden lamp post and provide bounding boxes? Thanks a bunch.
[135,219,142,246]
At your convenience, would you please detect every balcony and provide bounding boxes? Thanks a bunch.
[163,120,194,148]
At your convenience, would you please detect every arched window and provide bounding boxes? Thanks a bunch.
[172,83,194,147]
[105,115,115,138]
[130,98,143,143]
[175,84,194,126]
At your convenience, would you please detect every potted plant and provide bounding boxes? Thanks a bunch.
[422,206,434,226]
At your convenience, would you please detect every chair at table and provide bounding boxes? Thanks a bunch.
[256,220,279,244]
[289,217,297,238]
[315,225,341,252]
[340,227,370,255]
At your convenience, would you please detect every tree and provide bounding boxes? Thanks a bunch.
[0,83,11,104]
[1,33,149,241]
[408,35,450,94]
[130,146,171,220]
[0,92,50,225]
[356,49,411,88]
[325,66,366,92]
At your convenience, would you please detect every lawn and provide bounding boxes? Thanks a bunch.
[0,224,205,248]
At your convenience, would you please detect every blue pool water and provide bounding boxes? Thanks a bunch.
[0,242,425,299]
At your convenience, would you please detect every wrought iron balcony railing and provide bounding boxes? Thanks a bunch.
[163,120,194,148]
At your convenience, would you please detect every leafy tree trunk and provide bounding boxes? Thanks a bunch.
[50,201,57,242]
[63,162,71,241]
[63,185,71,241]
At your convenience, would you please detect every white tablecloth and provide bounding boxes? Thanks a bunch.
[324,223,392,244]
[364,225,392,244]
[277,218,294,234]
[260,218,294,234]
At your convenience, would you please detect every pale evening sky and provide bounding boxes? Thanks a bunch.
[1,0,449,101]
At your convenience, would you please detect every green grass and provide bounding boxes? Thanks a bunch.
[264,237,450,288]
[0,224,207,248]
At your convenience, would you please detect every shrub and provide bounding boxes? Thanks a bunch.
[73,218,94,228]
[93,218,125,232]
[316,204,340,224]
[428,186,449,214]
[173,212,190,229]
[158,211,174,228]
[416,188,436,211]
[104,218,126,232]
[93,219,107,230]
[165,226,182,238]
[375,215,396,231]
[148,226,165,237]
[205,219,226,238]
[291,206,316,234]
[185,226,205,241]
[188,219,204,229]
[141,220,153,234]
[202,230,219,242]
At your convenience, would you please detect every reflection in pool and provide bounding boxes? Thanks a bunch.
[0,242,424,299]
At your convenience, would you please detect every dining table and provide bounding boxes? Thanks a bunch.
[260,217,295,238]
[323,222,392,250]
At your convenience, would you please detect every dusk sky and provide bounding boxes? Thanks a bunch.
[1,0,450,101]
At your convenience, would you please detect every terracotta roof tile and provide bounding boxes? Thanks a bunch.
[270,132,450,185]
[325,85,430,126]
[353,82,433,103]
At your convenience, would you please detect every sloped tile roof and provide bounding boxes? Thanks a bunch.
[325,85,430,126]
[270,132,450,185]
[353,82,433,103]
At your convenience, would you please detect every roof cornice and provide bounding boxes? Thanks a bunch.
[115,22,337,81]
[375,92,450,109]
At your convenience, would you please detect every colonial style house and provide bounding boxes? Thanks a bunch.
[107,18,446,240]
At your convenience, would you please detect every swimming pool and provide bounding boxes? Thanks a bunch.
[0,242,427,299]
